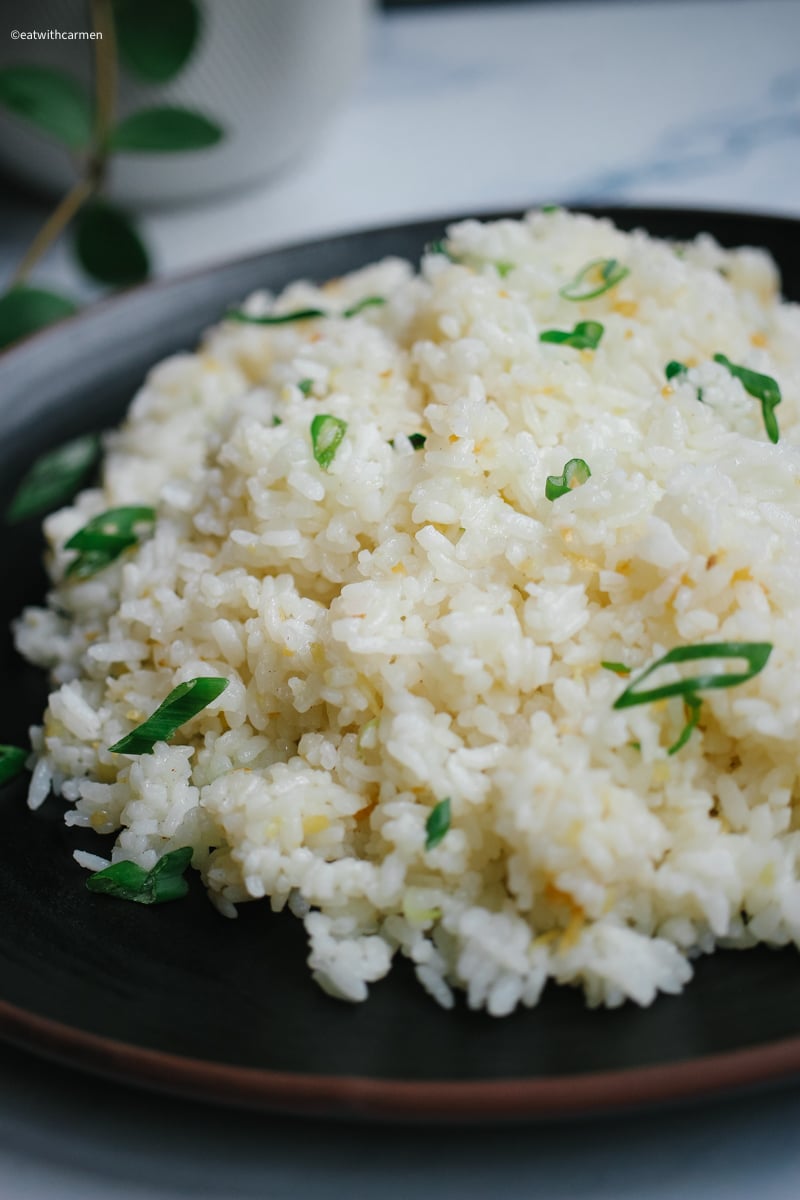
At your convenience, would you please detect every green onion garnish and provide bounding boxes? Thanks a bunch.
[425,797,451,850]
[540,321,604,350]
[714,353,781,443]
[227,307,327,325]
[667,695,703,757]
[612,642,772,753]
[559,258,629,301]
[425,239,459,262]
[495,261,514,278]
[665,360,704,403]
[665,360,688,381]
[601,661,631,676]
[228,297,386,325]
[0,745,27,785]
[311,414,347,470]
[64,506,156,579]
[108,677,229,755]
[297,378,313,396]
[613,642,772,708]
[272,415,283,426]
[388,432,426,450]
[86,846,193,905]
[6,433,100,524]
[342,296,386,318]
[545,458,591,501]
[540,204,560,214]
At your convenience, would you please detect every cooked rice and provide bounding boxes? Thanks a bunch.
[15,209,800,1014]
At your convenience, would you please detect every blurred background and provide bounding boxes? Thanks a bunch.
[0,0,799,339]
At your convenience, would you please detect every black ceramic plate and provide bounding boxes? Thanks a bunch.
[2,207,800,1123]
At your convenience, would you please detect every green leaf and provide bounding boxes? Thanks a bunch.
[425,797,451,851]
[109,677,229,755]
[65,505,156,578]
[714,353,781,443]
[6,433,99,523]
[110,105,224,152]
[545,458,592,501]
[0,66,92,148]
[86,846,193,904]
[0,745,27,785]
[559,258,629,302]
[73,202,150,287]
[0,286,77,351]
[310,414,347,470]
[113,0,200,84]
[540,321,604,350]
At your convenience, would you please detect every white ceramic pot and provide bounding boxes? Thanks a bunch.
[0,0,373,208]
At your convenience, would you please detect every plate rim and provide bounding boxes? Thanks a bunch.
[2,997,800,1120]
[3,203,800,1121]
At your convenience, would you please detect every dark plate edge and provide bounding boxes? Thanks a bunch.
[2,997,800,1122]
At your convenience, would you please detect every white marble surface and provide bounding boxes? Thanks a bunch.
[3,1,800,1197]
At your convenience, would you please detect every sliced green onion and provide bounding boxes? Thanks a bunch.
[612,642,772,710]
[226,307,327,325]
[227,297,386,326]
[545,458,591,501]
[6,433,100,524]
[424,241,514,276]
[425,239,459,262]
[388,432,426,450]
[665,360,704,403]
[86,846,193,905]
[540,320,604,350]
[667,695,703,756]
[297,378,314,396]
[425,797,451,851]
[65,506,156,579]
[272,415,283,426]
[342,295,386,318]
[601,661,631,676]
[559,258,629,301]
[311,414,347,470]
[540,204,560,214]
[109,677,229,755]
[714,353,781,443]
[0,745,27,785]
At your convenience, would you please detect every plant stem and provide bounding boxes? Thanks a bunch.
[9,178,96,287]
[90,0,117,180]
[6,0,118,290]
